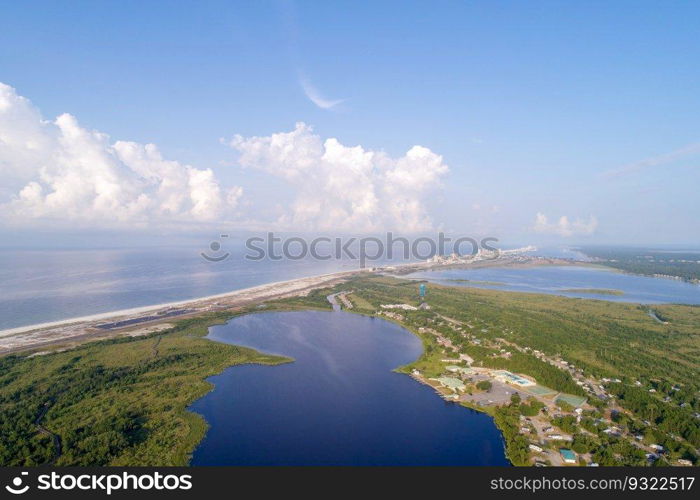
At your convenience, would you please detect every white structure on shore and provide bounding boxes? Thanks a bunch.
[425,245,536,264]
[500,245,537,255]
[380,304,418,311]
[493,370,536,387]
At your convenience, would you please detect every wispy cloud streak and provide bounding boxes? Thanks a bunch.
[602,142,700,178]
[299,74,345,110]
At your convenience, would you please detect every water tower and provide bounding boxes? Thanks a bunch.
[418,283,430,310]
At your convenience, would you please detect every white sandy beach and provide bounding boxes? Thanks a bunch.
[0,268,361,338]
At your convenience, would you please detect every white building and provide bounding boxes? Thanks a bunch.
[380,304,418,311]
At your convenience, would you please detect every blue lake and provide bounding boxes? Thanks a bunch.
[189,310,509,466]
[406,265,700,304]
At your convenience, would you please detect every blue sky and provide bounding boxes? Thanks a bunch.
[1,0,699,245]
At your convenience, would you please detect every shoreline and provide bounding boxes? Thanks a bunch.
[0,269,357,338]
[370,304,515,464]
[339,297,515,465]
[1,255,577,338]
[187,303,511,466]
[0,255,573,354]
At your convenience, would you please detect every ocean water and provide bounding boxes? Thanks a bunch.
[189,310,509,465]
[406,265,700,304]
[2,245,698,331]
[0,246,362,330]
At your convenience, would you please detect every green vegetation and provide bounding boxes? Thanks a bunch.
[265,288,334,311]
[493,405,530,466]
[345,293,374,310]
[552,415,578,434]
[0,312,290,466]
[579,247,700,283]
[348,275,700,390]
[571,433,597,454]
[519,398,544,417]
[476,380,492,391]
[555,400,575,412]
[3,271,699,467]
[648,308,670,323]
[607,383,700,446]
[445,279,506,286]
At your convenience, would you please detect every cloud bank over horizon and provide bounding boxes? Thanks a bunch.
[0,82,242,228]
[2,81,606,240]
[0,82,452,234]
[228,122,449,232]
[533,212,598,237]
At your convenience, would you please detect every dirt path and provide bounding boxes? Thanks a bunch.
[35,401,62,464]
[151,336,161,358]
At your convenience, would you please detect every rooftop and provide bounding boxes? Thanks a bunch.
[436,377,466,391]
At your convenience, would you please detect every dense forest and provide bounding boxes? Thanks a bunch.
[607,383,700,447]
[0,313,289,466]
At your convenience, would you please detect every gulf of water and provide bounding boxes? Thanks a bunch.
[0,246,362,330]
[2,246,698,331]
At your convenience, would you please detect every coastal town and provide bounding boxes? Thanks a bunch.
[371,291,698,467]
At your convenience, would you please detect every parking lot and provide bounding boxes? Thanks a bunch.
[460,375,529,406]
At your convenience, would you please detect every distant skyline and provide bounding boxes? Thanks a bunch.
[1,1,699,245]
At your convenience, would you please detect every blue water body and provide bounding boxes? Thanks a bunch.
[0,246,365,330]
[189,310,509,466]
[2,244,697,330]
[407,265,700,304]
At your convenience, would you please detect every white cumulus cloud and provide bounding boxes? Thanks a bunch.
[0,82,242,227]
[533,212,598,237]
[228,122,449,232]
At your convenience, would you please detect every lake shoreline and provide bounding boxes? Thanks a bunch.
[187,307,511,466]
